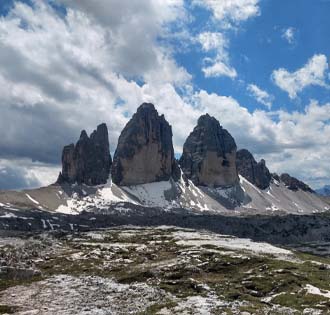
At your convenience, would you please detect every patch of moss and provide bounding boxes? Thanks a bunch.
[0,305,18,314]
[272,292,330,311]
[0,274,43,293]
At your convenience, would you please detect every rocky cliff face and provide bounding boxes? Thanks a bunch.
[111,103,179,186]
[57,123,111,185]
[179,114,238,187]
[236,149,272,189]
[280,173,314,193]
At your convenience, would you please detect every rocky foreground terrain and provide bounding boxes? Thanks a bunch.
[0,226,330,314]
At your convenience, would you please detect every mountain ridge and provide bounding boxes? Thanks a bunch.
[0,103,327,216]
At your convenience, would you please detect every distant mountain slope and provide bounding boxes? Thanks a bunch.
[0,173,328,216]
[316,185,330,196]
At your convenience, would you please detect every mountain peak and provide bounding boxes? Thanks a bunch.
[58,123,111,185]
[180,114,238,187]
[280,173,314,193]
[236,149,271,190]
[111,103,178,186]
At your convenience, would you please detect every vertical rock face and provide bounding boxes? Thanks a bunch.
[280,173,314,193]
[111,103,178,186]
[236,149,272,189]
[179,114,238,188]
[57,123,111,185]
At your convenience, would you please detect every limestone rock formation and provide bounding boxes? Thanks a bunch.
[111,103,178,186]
[57,123,111,185]
[272,173,280,182]
[280,173,314,193]
[179,114,238,187]
[236,149,272,189]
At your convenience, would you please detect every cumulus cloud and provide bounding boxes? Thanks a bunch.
[0,159,59,190]
[0,0,190,168]
[195,0,260,79]
[202,60,237,78]
[247,84,273,109]
[282,27,296,44]
[194,0,260,26]
[57,0,189,83]
[272,54,329,99]
[198,32,227,52]
[197,32,237,79]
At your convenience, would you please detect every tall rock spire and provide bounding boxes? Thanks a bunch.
[57,123,112,185]
[179,114,238,187]
[111,103,179,186]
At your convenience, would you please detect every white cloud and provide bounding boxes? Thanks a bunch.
[55,0,190,84]
[194,0,260,25]
[247,84,273,109]
[0,158,59,190]
[198,32,227,52]
[0,0,191,163]
[282,27,296,44]
[272,54,329,99]
[195,0,261,79]
[197,32,237,79]
[202,60,237,78]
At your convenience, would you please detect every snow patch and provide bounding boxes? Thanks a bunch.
[305,284,330,298]
[0,212,17,218]
[173,230,294,260]
[25,194,39,205]
[122,181,173,207]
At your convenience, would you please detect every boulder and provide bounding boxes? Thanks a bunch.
[236,149,271,189]
[111,103,178,186]
[179,114,238,187]
[57,123,111,185]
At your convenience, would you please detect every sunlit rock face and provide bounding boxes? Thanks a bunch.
[236,149,272,189]
[111,103,179,186]
[179,114,238,188]
[57,123,111,185]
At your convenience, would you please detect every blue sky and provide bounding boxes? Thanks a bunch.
[172,0,330,112]
[0,0,329,189]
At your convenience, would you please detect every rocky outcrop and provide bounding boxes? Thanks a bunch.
[280,173,314,193]
[179,114,238,187]
[272,173,280,182]
[111,103,179,186]
[236,149,271,189]
[57,123,111,185]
